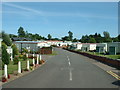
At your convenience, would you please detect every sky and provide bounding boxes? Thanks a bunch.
[2,2,118,39]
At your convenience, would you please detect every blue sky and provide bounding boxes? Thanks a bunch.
[2,2,118,39]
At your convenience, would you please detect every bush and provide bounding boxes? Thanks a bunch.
[30,63,34,66]
[24,68,29,71]
[13,56,19,65]
[23,54,27,61]
[2,61,4,70]
[19,54,23,59]
[22,48,28,53]
[12,44,19,58]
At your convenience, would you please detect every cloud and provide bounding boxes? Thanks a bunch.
[3,2,117,20]
[3,3,43,15]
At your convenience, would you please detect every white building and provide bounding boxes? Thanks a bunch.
[96,43,107,53]
[107,42,120,55]
[46,40,63,46]
[13,41,51,52]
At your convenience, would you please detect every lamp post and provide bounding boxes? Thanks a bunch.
[21,43,23,54]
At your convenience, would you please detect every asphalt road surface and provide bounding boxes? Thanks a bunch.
[2,48,119,88]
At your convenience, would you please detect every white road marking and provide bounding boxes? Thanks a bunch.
[67,56,73,81]
[69,69,72,81]
[68,61,71,66]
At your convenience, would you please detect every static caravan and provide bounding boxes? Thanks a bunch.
[76,43,83,50]
[107,42,120,55]
[81,43,96,52]
[96,43,107,53]
[13,41,50,52]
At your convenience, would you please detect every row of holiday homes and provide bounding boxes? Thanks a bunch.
[1,40,120,58]
[12,40,120,55]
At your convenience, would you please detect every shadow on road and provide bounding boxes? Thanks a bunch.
[112,80,120,86]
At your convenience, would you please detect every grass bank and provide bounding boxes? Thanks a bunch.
[82,51,120,60]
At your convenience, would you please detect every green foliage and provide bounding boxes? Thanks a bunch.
[23,54,27,61]
[72,38,78,42]
[68,31,73,41]
[2,31,12,46]
[118,34,120,42]
[13,56,19,65]
[48,34,52,40]
[62,36,70,41]
[12,44,19,58]
[88,37,96,43]
[2,43,10,65]
[22,48,28,53]
[18,27,25,37]
[103,31,112,42]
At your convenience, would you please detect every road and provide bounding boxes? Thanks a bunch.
[2,48,119,88]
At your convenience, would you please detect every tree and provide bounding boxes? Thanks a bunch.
[118,34,120,41]
[12,44,19,58]
[2,43,10,65]
[103,31,112,42]
[47,34,52,40]
[73,38,78,42]
[18,27,25,37]
[68,31,73,41]
[80,35,89,43]
[61,36,70,41]
[2,31,12,46]
[88,37,96,43]
[9,34,17,38]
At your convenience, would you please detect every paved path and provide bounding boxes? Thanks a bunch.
[2,48,119,88]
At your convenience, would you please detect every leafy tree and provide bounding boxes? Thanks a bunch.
[2,43,10,65]
[48,34,52,40]
[103,31,112,42]
[61,36,70,41]
[12,44,19,58]
[18,27,25,37]
[118,34,120,42]
[9,34,17,38]
[80,35,89,43]
[73,38,78,42]
[2,31,12,46]
[88,37,96,43]
[68,31,73,41]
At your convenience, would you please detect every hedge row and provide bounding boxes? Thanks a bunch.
[63,48,120,69]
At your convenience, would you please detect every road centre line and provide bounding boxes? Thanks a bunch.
[69,68,72,81]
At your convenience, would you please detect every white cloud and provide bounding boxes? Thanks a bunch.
[3,3,117,20]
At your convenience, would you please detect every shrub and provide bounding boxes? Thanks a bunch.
[24,68,29,71]
[13,56,19,65]
[23,55,27,61]
[12,44,19,58]
[19,54,23,59]
[30,63,34,66]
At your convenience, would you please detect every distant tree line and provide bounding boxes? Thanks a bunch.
[2,26,120,43]
[80,31,120,43]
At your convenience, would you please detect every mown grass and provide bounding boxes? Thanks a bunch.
[1,59,33,75]
[85,51,120,60]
